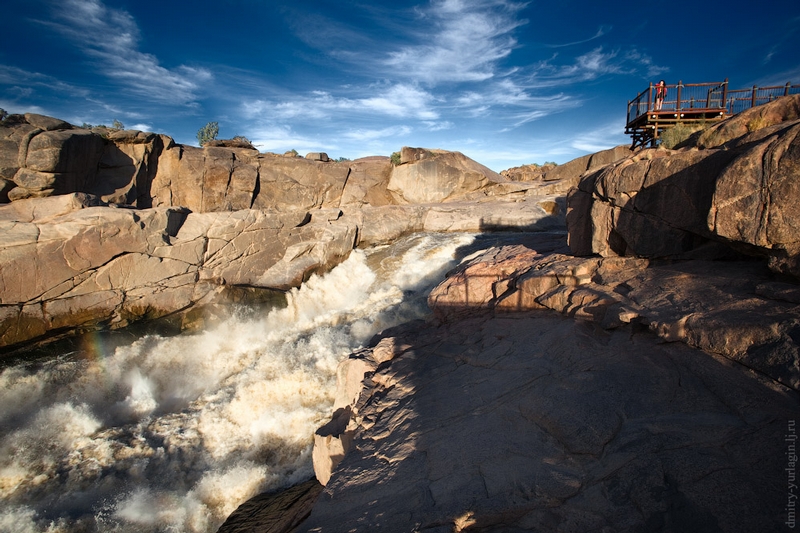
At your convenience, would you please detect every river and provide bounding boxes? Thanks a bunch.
[0,232,490,533]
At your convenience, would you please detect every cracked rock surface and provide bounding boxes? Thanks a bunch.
[303,310,797,532]
[307,231,799,532]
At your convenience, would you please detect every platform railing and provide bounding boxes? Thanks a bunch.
[656,81,729,112]
[628,80,799,128]
[627,86,653,124]
[725,83,800,115]
[627,81,727,124]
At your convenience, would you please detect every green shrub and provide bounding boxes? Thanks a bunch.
[0,108,7,122]
[746,116,768,132]
[390,151,401,165]
[659,123,700,149]
[197,121,219,146]
[335,156,351,162]
[112,119,124,130]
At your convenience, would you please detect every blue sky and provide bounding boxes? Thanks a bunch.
[2,0,799,171]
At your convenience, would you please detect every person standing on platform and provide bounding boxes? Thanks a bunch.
[654,80,667,110]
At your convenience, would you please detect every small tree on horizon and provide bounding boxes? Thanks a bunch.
[197,121,219,146]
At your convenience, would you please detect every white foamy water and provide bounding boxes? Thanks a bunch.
[0,232,476,533]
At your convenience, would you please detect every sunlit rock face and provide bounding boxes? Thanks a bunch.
[0,114,579,351]
[0,193,565,351]
[502,145,632,195]
[387,148,505,204]
[0,197,358,349]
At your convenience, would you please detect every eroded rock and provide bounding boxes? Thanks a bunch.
[387,148,507,204]
[567,98,800,278]
[306,310,797,532]
[0,202,359,349]
[429,241,800,390]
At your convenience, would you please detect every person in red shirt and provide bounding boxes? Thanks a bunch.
[654,80,667,110]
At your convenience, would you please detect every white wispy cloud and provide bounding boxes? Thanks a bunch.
[0,100,51,116]
[243,83,438,122]
[246,124,329,154]
[0,64,91,99]
[384,0,527,83]
[570,120,629,153]
[359,84,438,119]
[423,121,454,131]
[624,50,669,77]
[527,47,667,87]
[341,125,412,142]
[42,0,210,106]
[455,79,573,128]
[545,26,611,48]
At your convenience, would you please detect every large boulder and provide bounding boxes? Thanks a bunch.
[339,157,395,207]
[0,115,163,207]
[90,129,167,207]
[567,148,739,257]
[149,143,205,210]
[252,155,350,212]
[567,99,800,278]
[151,146,354,213]
[0,121,39,181]
[387,148,507,204]
[709,121,800,276]
[11,129,105,200]
[502,146,631,183]
[694,93,800,148]
[150,143,262,212]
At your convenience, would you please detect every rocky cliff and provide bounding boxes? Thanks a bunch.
[301,96,800,533]
[1,113,589,212]
[1,113,604,352]
[567,94,800,277]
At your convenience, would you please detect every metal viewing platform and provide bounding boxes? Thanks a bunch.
[626,79,800,149]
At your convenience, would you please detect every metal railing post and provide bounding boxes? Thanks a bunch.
[786,82,791,97]
[722,78,728,112]
[751,85,757,108]
[676,80,682,111]
[648,82,653,112]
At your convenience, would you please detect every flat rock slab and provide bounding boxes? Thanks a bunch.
[301,312,798,532]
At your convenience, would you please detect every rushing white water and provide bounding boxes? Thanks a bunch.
[0,232,478,533]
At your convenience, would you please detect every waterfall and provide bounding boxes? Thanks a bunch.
[0,232,477,533]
